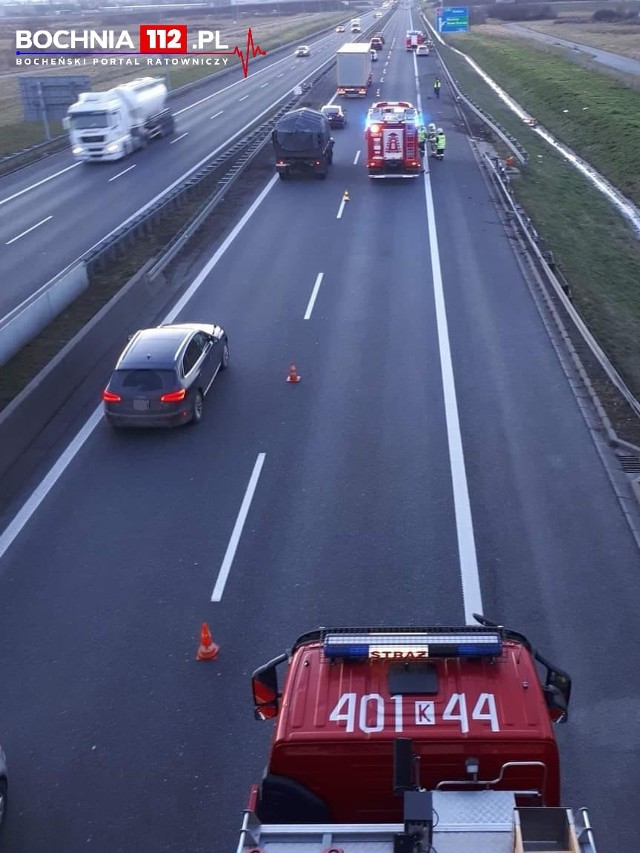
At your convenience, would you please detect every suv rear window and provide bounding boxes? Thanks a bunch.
[112,369,176,392]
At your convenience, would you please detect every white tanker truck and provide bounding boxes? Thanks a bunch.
[64,77,175,163]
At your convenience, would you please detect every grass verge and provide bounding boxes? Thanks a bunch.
[445,31,640,204]
[434,38,640,410]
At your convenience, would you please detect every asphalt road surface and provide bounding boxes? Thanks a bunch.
[0,11,638,853]
[0,13,381,319]
[507,22,640,77]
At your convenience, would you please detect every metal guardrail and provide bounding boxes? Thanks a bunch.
[483,150,640,420]
[0,135,68,170]
[420,12,529,166]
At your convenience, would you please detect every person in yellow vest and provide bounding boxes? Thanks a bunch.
[418,124,427,154]
[435,127,446,159]
[434,77,442,99]
[427,122,437,154]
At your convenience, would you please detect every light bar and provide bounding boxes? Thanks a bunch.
[323,631,502,660]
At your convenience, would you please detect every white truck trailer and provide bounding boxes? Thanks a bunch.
[64,77,175,163]
[336,43,373,97]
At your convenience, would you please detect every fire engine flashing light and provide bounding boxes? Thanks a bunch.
[323,631,503,660]
[369,123,380,133]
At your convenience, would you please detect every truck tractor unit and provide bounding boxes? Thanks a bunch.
[65,77,175,163]
[337,43,374,97]
[272,108,334,180]
[238,618,597,852]
[365,101,422,178]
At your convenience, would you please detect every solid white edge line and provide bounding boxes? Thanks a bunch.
[413,49,484,624]
[353,150,361,165]
[6,215,53,245]
[108,165,136,182]
[0,408,102,561]
[304,272,324,320]
[170,132,189,144]
[336,199,346,220]
[0,174,279,563]
[211,453,266,602]
[0,163,81,208]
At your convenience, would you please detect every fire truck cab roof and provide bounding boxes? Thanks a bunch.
[251,622,572,825]
[367,101,419,125]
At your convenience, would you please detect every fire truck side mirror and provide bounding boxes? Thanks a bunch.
[252,656,286,720]
[543,671,571,723]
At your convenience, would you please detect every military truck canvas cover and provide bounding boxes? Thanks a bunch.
[272,108,331,154]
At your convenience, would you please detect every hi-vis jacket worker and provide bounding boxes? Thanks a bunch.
[433,77,442,99]
[435,128,446,156]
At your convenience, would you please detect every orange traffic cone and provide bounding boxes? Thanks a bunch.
[196,622,219,660]
[286,363,301,383]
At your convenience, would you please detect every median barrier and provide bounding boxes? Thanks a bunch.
[0,258,180,487]
[0,261,89,366]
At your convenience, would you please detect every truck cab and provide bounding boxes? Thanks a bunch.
[250,621,571,825]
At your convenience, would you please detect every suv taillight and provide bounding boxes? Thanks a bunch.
[103,389,121,402]
[160,388,187,402]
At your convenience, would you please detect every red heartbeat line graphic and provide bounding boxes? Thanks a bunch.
[196,28,266,78]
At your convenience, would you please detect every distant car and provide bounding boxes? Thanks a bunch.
[295,45,310,57]
[102,323,229,428]
[370,38,383,51]
[335,25,345,32]
[321,104,347,128]
[350,25,361,33]
[416,44,430,56]
[375,10,383,16]
[370,49,378,61]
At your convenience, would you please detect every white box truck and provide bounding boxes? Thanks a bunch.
[64,77,175,163]
[336,43,373,97]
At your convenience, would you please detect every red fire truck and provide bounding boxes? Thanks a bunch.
[238,618,597,852]
[365,101,422,179]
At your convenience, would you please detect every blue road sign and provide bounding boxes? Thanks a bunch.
[439,6,469,32]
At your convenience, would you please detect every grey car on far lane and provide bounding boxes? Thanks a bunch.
[103,323,229,428]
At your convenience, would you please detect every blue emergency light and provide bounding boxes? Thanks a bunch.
[323,631,503,660]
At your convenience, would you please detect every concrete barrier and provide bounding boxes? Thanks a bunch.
[0,258,184,487]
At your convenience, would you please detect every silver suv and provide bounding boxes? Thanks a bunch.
[102,323,229,428]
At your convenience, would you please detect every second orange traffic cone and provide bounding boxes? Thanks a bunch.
[286,363,301,383]
[196,622,220,660]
